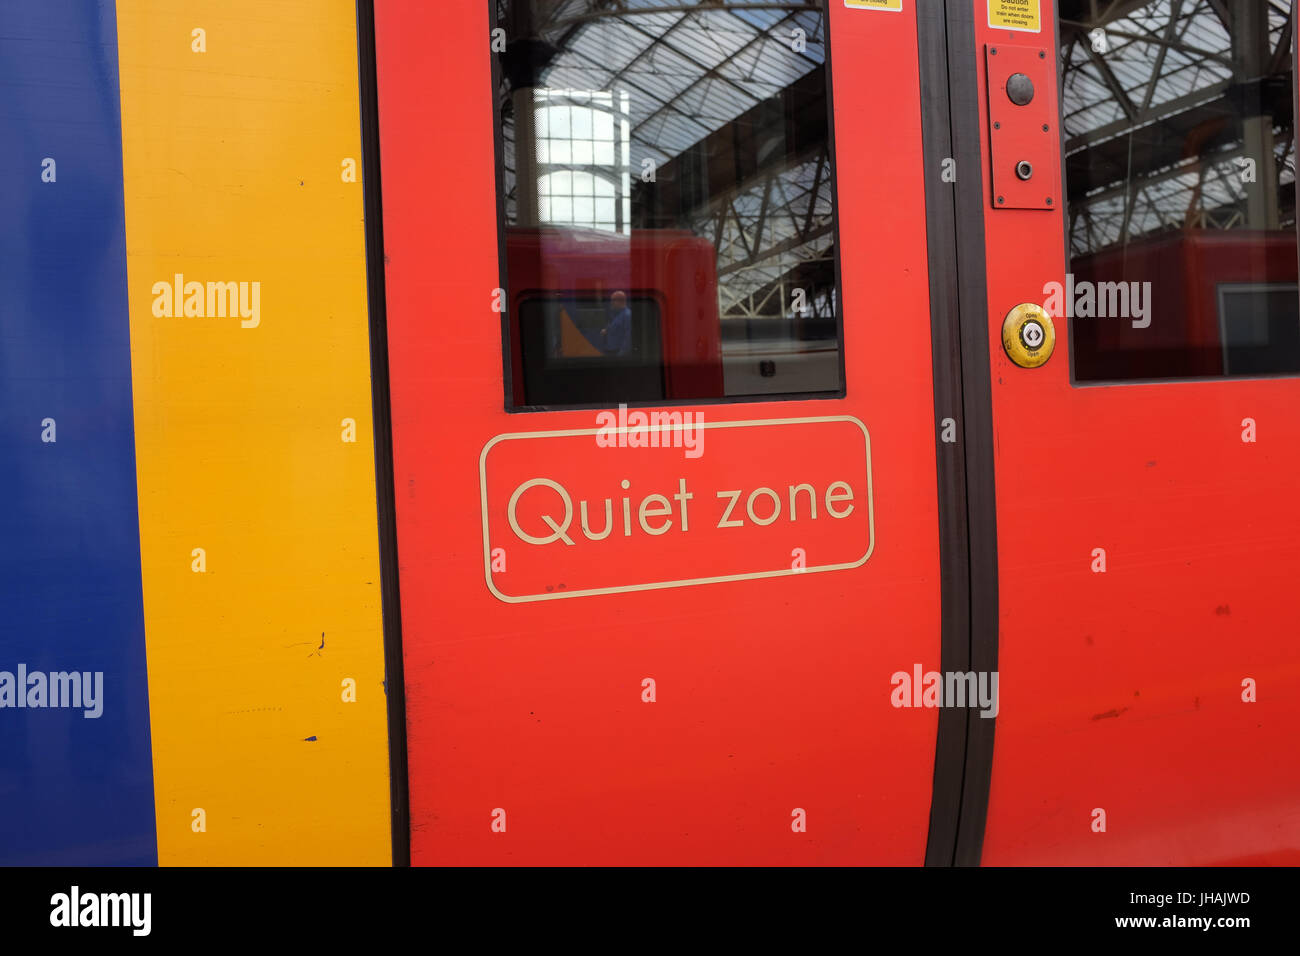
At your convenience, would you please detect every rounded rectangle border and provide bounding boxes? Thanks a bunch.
[479,415,875,603]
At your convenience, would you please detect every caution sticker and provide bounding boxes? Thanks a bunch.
[989,0,1041,32]
[845,0,902,11]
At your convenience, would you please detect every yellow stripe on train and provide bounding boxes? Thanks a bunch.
[116,0,391,865]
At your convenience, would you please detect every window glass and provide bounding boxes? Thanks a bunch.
[1060,0,1300,382]
[495,0,842,408]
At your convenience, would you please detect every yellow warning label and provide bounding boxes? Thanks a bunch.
[989,0,1041,32]
[845,0,902,11]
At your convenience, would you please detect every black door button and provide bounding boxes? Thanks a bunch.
[1007,73,1035,106]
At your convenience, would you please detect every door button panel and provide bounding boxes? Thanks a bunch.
[1002,303,1056,368]
[987,44,1059,210]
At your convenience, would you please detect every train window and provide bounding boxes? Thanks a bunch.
[1061,0,1300,382]
[493,0,843,409]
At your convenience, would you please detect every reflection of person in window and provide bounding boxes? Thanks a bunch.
[601,291,632,356]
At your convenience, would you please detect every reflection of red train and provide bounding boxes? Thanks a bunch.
[505,226,723,406]
[1073,230,1300,380]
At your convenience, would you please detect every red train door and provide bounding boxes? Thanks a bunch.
[967,0,1300,864]
[371,1,964,864]
[369,0,1300,867]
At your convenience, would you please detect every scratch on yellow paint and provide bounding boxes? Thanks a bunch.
[115,0,391,865]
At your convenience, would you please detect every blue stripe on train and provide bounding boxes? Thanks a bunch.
[0,0,157,865]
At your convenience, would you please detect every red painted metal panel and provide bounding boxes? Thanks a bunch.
[976,0,1300,865]
[375,1,945,864]
[985,42,1059,210]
